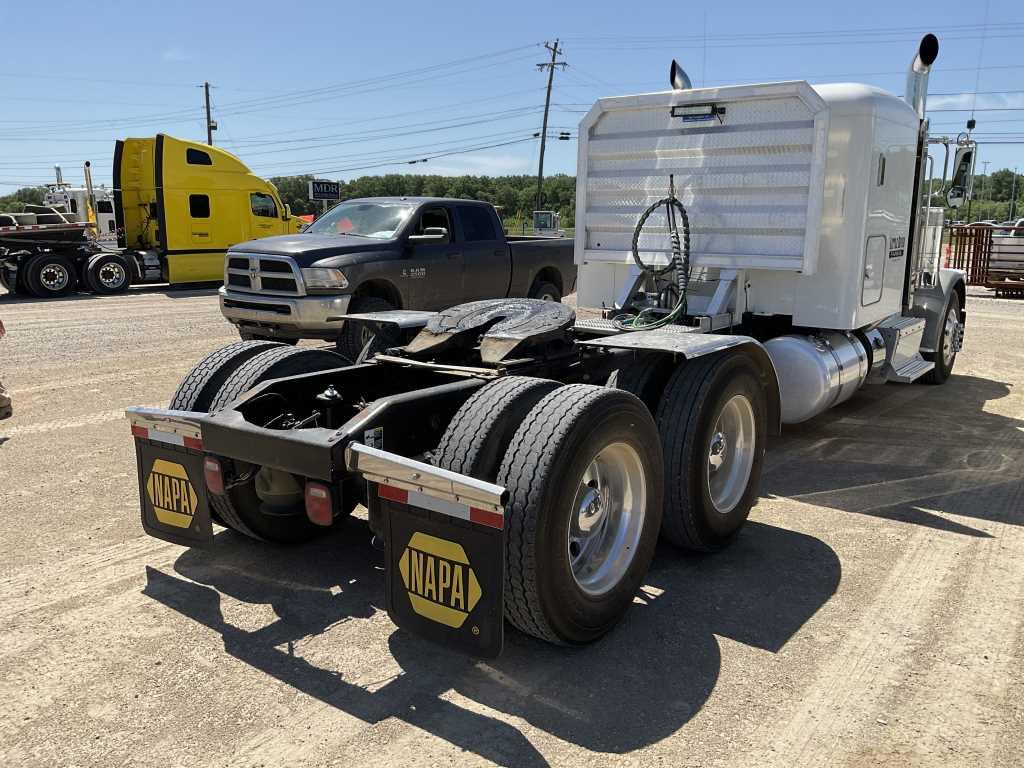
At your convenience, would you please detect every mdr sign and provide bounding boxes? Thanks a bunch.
[308,180,341,201]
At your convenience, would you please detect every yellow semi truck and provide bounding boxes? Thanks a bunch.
[0,134,302,298]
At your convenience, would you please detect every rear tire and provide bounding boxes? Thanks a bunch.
[605,352,675,414]
[656,351,766,551]
[26,253,77,298]
[169,340,286,527]
[208,346,351,544]
[434,376,560,481]
[170,340,285,413]
[498,385,663,644]
[84,252,132,294]
[337,296,394,361]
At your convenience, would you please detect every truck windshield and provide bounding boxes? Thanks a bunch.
[306,201,415,239]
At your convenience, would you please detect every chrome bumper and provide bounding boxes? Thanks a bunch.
[219,287,352,335]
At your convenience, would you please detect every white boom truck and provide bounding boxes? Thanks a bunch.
[126,34,969,657]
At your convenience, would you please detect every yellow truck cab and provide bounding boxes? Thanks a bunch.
[114,134,302,283]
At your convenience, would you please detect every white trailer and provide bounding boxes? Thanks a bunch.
[124,34,971,657]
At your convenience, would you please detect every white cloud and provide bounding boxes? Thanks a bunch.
[929,92,1024,111]
[161,47,193,63]
[417,152,536,177]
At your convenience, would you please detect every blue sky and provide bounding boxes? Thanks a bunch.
[2,0,1023,191]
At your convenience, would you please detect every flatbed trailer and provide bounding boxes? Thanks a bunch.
[126,34,972,657]
[0,216,139,296]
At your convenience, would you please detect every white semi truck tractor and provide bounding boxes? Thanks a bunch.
[127,34,970,657]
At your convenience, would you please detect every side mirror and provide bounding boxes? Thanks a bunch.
[283,203,292,221]
[408,226,449,244]
[947,146,974,209]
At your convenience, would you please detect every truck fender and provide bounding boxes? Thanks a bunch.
[911,268,966,355]
[579,332,782,435]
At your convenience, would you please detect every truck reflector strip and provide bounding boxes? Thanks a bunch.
[131,424,203,450]
[379,483,504,530]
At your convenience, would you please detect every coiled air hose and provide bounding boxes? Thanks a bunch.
[613,180,691,331]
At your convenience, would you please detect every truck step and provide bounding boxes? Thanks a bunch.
[877,315,930,383]
[885,355,934,383]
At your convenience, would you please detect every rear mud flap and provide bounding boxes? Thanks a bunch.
[133,437,213,549]
[373,482,505,657]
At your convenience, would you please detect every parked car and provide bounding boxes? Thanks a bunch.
[219,197,576,359]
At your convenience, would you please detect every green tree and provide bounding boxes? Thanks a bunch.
[0,186,47,213]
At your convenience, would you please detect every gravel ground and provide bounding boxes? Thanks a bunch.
[0,284,1022,767]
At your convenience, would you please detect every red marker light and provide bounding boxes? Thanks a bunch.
[203,457,225,495]
[305,482,333,526]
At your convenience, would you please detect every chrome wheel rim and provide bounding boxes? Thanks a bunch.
[39,263,70,292]
[568,442,647,596]
[97,262,127,290]
[942,300,962,367]
[707,394,756,514]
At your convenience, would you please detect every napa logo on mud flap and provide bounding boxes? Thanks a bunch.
[398,532,482,628]
[145,459,198,529]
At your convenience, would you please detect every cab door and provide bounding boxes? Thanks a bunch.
[455,204,510,301]
[403,205,464,309]
[249,192,280,241]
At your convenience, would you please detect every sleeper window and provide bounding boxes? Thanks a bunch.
[187,148,213,166]
[189,194,210,218]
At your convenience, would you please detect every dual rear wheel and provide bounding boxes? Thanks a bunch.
[171,341,352,543]
[432,348,767,644]
[16,252,133,298]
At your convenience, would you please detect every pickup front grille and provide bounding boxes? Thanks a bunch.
[224,254,304,296]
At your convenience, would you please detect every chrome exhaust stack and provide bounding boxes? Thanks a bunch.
[905,33,939,119]
[669,60,692,91]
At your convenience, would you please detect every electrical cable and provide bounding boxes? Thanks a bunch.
[613,175,691,331]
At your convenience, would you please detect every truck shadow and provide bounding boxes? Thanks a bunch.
[145,518,839,762]
[763,373,1024,537]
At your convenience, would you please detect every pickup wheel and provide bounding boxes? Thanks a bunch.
[337,296,394,361]
[207,346,352,544]
[434,376,560,481]
[84,253,132,294]
[529,280,561,303]
[497,385,663,644]
[26,253,78,298]
[656,350,767,551]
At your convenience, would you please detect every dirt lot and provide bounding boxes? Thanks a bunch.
[0,285,1022,767]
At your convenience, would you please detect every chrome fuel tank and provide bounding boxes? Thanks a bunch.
[764,332,869,424]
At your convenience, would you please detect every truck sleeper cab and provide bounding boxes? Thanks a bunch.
[115,134,301,284]
[0,135,301,299]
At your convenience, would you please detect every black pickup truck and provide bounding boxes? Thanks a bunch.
[219,197,575,359]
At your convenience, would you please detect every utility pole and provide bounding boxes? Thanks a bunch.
[980,160,990,201]
[204,82,216,146]
[535,40,567,212]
